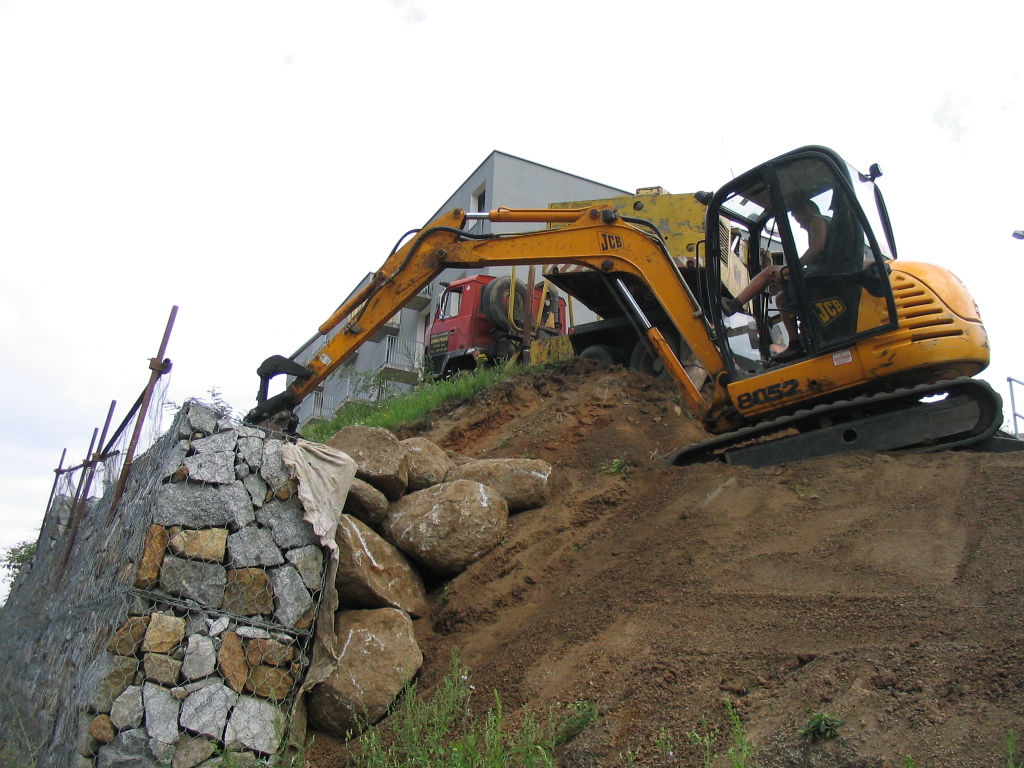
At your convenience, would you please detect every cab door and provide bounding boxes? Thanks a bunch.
[767,151,897,353]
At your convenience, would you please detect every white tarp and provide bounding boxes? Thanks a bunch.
[282,439,357,745]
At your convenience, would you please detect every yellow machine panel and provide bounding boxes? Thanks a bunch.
[550,192,752,298]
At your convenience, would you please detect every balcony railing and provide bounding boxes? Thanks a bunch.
[1010,377,1023,438]
[372,336,424,385]
[309,390,336,421]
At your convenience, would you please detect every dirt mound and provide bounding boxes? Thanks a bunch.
[309,361,1024,767]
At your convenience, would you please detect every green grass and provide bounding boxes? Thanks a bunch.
[1009,729,1023,768]
[301,365,529,443]
[725,700,754,768]
[349,648,595,768]
[686,718,718,768]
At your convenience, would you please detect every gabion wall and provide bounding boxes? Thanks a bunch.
[0,402,325,768]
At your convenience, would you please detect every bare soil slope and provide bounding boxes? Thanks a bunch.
[311,360,1024,768]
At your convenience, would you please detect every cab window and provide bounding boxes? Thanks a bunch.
[436,287,462,321]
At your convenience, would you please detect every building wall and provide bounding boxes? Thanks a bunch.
[294,152,628,426]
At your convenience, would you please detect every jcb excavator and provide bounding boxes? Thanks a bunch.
[247,146,1002,466]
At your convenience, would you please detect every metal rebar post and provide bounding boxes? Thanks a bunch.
[107,305,178,522]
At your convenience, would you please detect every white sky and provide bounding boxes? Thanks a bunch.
[2,0,1022,593]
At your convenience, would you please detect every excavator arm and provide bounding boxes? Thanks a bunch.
[246,205,729,426]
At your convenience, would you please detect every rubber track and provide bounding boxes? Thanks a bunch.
[669,377,1003,466]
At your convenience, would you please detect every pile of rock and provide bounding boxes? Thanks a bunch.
[83,404,323,767]
[81,408,552,765]
[305,426,552,740]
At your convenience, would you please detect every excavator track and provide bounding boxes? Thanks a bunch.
[670,377,1004,468]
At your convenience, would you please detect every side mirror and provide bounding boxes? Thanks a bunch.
[859,164,883,182]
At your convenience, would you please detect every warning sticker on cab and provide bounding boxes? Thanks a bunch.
[429,331,452,355]
[832,349,853,366]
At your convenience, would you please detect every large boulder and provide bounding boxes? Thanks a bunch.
[306,608,422,739]
[380,480,508,575]
[326,426,408,500]
[401,438,456,491]
[334,515,428,618]
[445,458,551,512]
[342,478,390,527]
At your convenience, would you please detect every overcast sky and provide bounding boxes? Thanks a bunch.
[2,0,1022,595]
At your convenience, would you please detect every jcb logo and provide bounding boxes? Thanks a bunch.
[813,298,846,326]
[600,233,623,251]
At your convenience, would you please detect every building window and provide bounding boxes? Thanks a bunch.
[471,184,487,213]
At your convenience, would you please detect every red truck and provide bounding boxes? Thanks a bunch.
[427,275,566,377]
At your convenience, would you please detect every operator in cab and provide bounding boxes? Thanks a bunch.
[722,199,831,363]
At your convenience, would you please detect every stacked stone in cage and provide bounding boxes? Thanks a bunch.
[86,405,323,765]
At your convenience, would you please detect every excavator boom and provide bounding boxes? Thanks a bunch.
[247,206,726,425]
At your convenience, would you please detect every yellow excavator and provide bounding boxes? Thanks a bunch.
[247,146,1002,466]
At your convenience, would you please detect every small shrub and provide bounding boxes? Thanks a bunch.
[800,710,843,742]
[1,539,36,585]
[165,386,238,421]
[600,458,629,475]
[654,727,675,759]
[554,701,600,745]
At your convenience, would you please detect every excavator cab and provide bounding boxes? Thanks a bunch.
[707,146,899,380]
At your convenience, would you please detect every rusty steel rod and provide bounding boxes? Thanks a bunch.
[100,390,145,458]
[56,395,117,585]
[56,427,98,583]
[106,305,177,523]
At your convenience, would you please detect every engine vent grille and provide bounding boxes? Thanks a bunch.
[888,273,963,342]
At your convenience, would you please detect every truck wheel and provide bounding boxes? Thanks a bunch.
[630,335,686,380]
[481,277,527,332]
[579,344,623,366]
[630,336,706,386]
